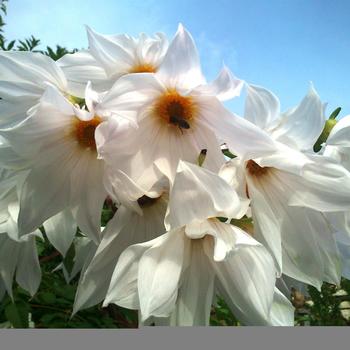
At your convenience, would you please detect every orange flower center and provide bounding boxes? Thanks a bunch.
[129,63,157,73]
[153,90,197,131]
[246,160,269,177]
[73,116,102,151]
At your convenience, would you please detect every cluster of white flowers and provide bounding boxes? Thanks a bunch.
[1,24,350,326]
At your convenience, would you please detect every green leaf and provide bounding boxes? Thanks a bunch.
[4,302,29,328]
[40,292,56,304]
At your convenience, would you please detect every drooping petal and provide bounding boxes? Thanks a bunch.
[308,210,341,285]
[170,239,215,326]
[17,160,74,236]
[165,161,243,230]
[206,232,276,326]
[74,160,107,244]
[73,208,132,314]
[15,234,42,296]
[69,236,97,283]
[103,237,159,310]
[138,229,187,321]
[74,195,166,313]
[249,168,339,288]
[44,209,77,257]
[0,233,20,298]
[247,176,283,275]
[268,288,295,326]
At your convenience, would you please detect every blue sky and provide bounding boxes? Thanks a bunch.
[3,0,350,117]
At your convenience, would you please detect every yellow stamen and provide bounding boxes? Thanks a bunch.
[129,63,157,73]
[73,116,102,151]
[153,90,197,131]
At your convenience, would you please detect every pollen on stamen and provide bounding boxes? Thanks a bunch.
[73,116,102,151]
[129,63,157,73]
[153,90,197,131]
[246,160,269,177]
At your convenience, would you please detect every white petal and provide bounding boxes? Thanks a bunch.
[165,161,243,230]
[171,239,215,326]
[192,65,243,101]
[256,141,310,175]
[138,229,186,320]
[58,50,110,97]
[74,161,106,244]
[73,208,132,313]
[15,235,41,296]
[97,73,165,122]
[103,236,159,309]
[156,24,205,89]
[244,84,280,130]
[74,197,167,313]
[198,95,277,160]
[268,288,295,326]
[271,85,324,151]
[326,115,350,147]
[18,162,73,236]
[207,234,276,325]
[44,209,77,257]
[69,236,97,282]
[86,26,134,78]
[247,176,283,275]
[0,233,20,297]
[289,156,350,212]
[0,51,67,91]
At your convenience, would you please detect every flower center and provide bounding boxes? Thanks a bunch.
[137,195,160,208]
[246,160,269,177]
[73,116,102,151]
[129,63,157,73]
[153,90,197,132]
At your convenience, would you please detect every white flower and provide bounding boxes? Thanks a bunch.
[0,83,133,243]
[225,84,350,288]
[102,161,294,326]
[95,24,276,189]
[58,26,169,97]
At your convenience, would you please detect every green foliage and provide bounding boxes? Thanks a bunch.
[45,45,77,61]
[293,279,350,326]
[16,35,41,51]
[210,297,240,326]
[0,234,138,328]
[0,0,76,60]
